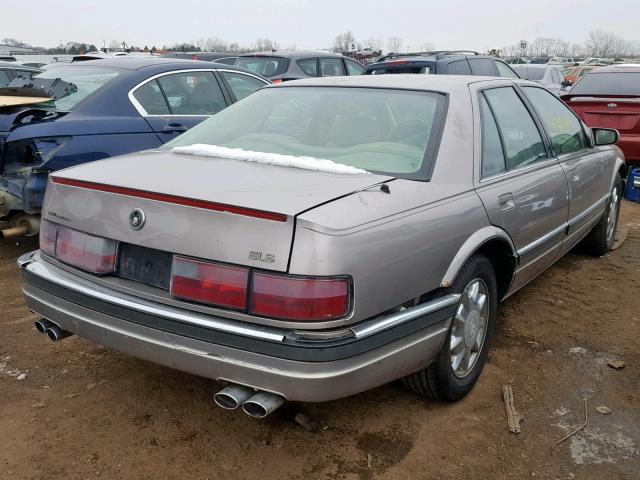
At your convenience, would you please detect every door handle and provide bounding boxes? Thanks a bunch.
[162,122,188,133]
[498,193,515,212]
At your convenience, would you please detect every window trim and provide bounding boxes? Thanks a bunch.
[477,85,552,180]
[129,69,239,117]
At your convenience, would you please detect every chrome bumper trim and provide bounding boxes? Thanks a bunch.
[350,294,460,339]
[22,253,458,345]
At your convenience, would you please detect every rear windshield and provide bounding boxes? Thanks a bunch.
[167,86,447,179]
[235,57,290,77]
[33,66,120,111]
[570,72,640,96]
[512,66,545,81]
[368,65,432,75]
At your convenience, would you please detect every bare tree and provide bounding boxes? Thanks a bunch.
[363,38,384,51]
[252,38,279,52]
[108,40,120,51]
[333,31,355,53]
[420,41,435,52]
[387,36,403,53]
[586,30,616,57]
[205,37,228,52]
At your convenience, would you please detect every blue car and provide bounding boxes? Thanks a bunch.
[0,57,269,237]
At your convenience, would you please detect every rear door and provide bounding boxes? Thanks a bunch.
[472,85,569,292]
[522,85,613,251]
[130,70,229,143]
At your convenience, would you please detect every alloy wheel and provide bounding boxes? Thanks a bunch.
[450,278,489,379]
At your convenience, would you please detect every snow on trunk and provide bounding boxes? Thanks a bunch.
[172,144,369,175]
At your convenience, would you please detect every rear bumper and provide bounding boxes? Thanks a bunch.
[19,252,456,402]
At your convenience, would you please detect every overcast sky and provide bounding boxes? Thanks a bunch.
[2,0,637,51]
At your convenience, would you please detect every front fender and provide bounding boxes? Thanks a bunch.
[440,225,516,288]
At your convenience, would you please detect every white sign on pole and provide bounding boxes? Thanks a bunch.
[519,40,528,50]
[349,42,357,52]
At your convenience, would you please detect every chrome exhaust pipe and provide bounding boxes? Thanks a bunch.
[45,324,73,342]
[214,385,255,410]
[1,225,28,239]
[242,392,285,419]
[34,319,55,334]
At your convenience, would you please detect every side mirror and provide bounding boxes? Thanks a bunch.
[593,128,619,146]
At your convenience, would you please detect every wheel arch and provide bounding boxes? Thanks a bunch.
[441,226,517,300]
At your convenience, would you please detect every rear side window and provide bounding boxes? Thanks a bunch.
[570,72,640,95]
[345,59,365,75]
[0,70,10,87]
[296,58,318,76]
[469,59,497,76]
[483,87,547,170]
[523,86,587,155]
[446,60,471,75]
[133,80,170,115]
[156,72,226,115]
[480,96,506,178]
[235,57,290,77]
[319,58,346,76]
[221,72,266,100]
[496,61,519,78]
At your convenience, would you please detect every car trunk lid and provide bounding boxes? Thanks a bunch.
[45,150,392,272]
[564,95,640,134]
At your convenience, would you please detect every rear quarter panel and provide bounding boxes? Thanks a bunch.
[291,85,492,323]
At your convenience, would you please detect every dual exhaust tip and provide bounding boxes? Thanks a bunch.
[34,320,279,417]
[34,319,73,342]
[214,384,284,419]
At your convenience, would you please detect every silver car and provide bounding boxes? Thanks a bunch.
[19,75,624,418]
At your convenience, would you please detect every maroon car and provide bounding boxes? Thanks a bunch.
[562,66,640,165]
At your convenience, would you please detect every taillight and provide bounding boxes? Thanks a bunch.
[250,273,350,321]
[271,78,283,84]
[171,256,249,309]
[39,219,57,256]
[55,226,117,274]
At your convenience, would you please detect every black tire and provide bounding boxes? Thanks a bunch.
[582,175,623,257]
[402,254,497,402]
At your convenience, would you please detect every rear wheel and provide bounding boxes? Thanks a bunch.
[582,175,623,256]
[402,254,497,402]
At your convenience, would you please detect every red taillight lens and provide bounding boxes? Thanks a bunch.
[39,219,57,256]
[250,273,350,321]
[271,78,282,83]
[56,226,117,274]
[171,256,249,309]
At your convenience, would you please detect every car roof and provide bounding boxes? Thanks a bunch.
[238,50,345,59]
[62,57,233,70]
[0,60,40,71]
[268,74,531,92]
[588,65,640,73]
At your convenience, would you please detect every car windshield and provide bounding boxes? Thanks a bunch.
[235,57,290,77]
[167,86,446,178]
[512,66,545,81]
[32,66,120,111]
[570,72,640,95]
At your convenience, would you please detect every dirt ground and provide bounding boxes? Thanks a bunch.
[1,203,639,480]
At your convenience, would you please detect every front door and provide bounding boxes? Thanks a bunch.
[520,86,612,252]
[473,86,569,293]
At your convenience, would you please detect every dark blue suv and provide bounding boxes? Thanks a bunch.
[365,51,520,78]
[0,57,269,237]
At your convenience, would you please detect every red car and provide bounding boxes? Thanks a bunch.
[562,66,640,165]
